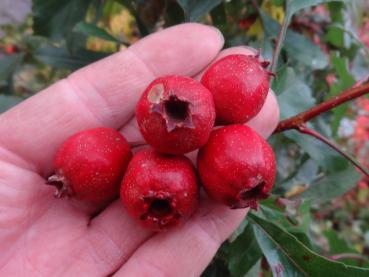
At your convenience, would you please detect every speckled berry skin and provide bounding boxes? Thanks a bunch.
[48,127,132,203]
[197,125,276,209]
[136,75,215,154]
[201,54,271,124]
[120,149,199,231]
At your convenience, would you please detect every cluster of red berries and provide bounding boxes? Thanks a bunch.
[48,54,276,231]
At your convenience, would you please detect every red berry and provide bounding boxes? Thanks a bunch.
[47,127,132,203]
[197,125,276,209]
[120,149,199,231]
[4,44,19,54]
[136,75,215,154]
[201,54,272,124]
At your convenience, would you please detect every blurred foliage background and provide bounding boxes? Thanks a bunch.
[1,0,369,276]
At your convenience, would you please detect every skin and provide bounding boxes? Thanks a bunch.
[0,23,279,276]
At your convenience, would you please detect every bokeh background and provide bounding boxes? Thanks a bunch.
[1,0,369,276]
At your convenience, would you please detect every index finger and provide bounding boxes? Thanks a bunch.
[0,23,224,174]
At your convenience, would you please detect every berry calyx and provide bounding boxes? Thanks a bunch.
[201,53,272,124]
[120,149,199,231]
[136,75,216,154]
[197,125,276,209]
[47,127,132,203]
[152,94,194,131]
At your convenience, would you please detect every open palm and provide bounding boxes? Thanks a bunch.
[0,23,279,276]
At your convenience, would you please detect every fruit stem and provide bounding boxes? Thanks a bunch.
[274,82,369,133]
[295,124,369,178]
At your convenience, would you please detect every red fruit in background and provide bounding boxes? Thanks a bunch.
[238,14,257,30]
[47,127,132,203]
[136,75,215,154]
[3,44,19,54]
[120,149,199,231]
[201,54,271,124]
[197,125,276,209]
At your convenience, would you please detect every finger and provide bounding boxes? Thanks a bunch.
[0,23,224,174]
[120,117,143,145]
[194,45,258,80]
[120,46,280,144]
[247,89,280,138]
[114,199,247,277]
[57,201,154,276]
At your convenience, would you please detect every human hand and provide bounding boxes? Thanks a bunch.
[0,23,279,276]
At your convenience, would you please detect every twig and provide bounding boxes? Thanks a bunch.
[329,253,367,265]
[275,83,369,133]
[296,125,369,178]
[271,15,290,73]
[252,0,290,74]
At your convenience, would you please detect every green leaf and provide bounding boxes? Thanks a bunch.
[324,230,356,254]
[249,213,369,277]
[227,224,262,277]
[73,22,122,43]
[284,130,348,172]
[286,0,345,18]
[0,95,23,113]
[177,0,223,21]
[300,164,361,203]
[32,0,93,39]
[164,1,185,26]
[352,51,369,81]
[325,26,345,48]
[244,260,261,277]
[260,12,328,70]
[324,230,369,267]
[285,30,328,69]
[259,200,313,247]
[35,46,108,70]
[260,202,311,231]
[0,54,24,83]
[210,2,227,30]
[275,67,316,119]
[116,0,149,36]
[201,259,230,277]
[327,53,355,134]
[328,54,355,99]
[280,159,319,193]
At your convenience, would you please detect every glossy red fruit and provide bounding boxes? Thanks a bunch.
[197,125,276,209]
[47,127,132,203]
[136,75,215,154]
[201,54,272,124]
[120,149,199,231]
